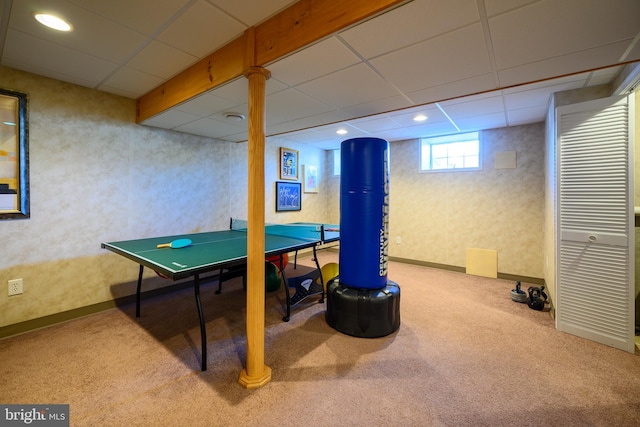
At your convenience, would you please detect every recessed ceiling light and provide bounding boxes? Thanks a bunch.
[34,13,72,32]
[413,114,427,122]
[336,129,348,135]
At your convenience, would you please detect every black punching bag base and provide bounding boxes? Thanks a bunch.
[325,279,400,338]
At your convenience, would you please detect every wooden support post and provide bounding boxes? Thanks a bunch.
[238,66,272,389]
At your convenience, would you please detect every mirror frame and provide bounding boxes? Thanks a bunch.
[0,88,29,220]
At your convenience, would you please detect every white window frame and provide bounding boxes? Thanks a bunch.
[420,131,481,172]
[333,149,341,176]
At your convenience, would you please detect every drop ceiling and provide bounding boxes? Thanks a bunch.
[1,0,639,149]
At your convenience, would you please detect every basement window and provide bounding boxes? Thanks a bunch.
[333,149,341,175]
[420,131,481,172]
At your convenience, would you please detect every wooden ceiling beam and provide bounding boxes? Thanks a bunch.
[136,0,406,123]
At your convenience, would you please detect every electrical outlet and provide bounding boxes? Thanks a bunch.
[8,279,23,296]
[396,236,402,244]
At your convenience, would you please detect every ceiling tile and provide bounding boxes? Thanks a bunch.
[483,0,538,16]
[142,109,200,129]
[2,0,637,150]
[502,72,589,93]
[406,73,497,105]
[206,0,297,26]
[66,0,191,36]
[439,95,505,120]
[341,95,413,118]
[125,40,198,79]
[489,0,640,70]
[339,0,479,59]
[10,0,148,63]
[202,77,288,108]
[223,132,249,143]
[267,110,352,136]
[506,104,548,126]
[348,116,402,133]
[276,129,333,144]
[3,29,117,85]
[156,0,246,57]
[370,23,492,93]
[454,112,507,132]
[296,63,400,109]
[268,37,361,86]
[265,88,334,125]
[381,121,458,140]
[332,125,372,141]
[387,106,449,126]
[503,78,587,110]
[623,40,640,63]
[174,116,245,138]
[497,41,632,87]
[175,92,238,117]
[95,85,142,100]
[99,67,164,98]
[588,66,621,82]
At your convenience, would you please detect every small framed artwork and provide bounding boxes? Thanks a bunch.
[303,165,318,193]
[276,181,301,212]
[280,147,298,180]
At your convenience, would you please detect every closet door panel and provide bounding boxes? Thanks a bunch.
[556,95,635,353]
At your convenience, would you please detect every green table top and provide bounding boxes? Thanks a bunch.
[101,223,339,280]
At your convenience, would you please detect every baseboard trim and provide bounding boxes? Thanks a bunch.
[388,256,545,285]
[1,254,545,340]
[0,278,206,340]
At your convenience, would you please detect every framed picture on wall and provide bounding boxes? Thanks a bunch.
[279,147,298,180]
[0,88,29,220]
[276,181,301,212]
[303,165,318,193]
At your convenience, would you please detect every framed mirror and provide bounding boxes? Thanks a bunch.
[0,88,29,220]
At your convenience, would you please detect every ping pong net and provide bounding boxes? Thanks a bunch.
[230,218,337,243]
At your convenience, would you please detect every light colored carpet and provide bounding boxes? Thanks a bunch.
[1,253,639,426]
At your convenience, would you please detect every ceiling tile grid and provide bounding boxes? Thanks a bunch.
[155,0,247,58]
[1,0,639,150]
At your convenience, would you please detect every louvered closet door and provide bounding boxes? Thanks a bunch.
[556,95,635,353]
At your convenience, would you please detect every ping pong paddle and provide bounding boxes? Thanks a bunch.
[157,238,192,249]
[325,227,339,232]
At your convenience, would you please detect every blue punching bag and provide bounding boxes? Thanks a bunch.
[327,137,400,338]
[339,137,390,289]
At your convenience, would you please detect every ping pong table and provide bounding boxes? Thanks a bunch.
[101,219,339,371]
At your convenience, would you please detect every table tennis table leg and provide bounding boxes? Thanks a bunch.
[312,246,324,303]
[279,254,291,322]
[193,274,207,371]
[136,265,144,318]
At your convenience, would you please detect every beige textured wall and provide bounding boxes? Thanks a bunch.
[0,67,234,328]
[389,125,545,278]
[226,137,331,224]
[0,66,328,329]
[327,126,546,278]
[0,65,554,330]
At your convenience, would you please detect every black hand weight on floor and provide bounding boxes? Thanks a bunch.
[527,285,547,311]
